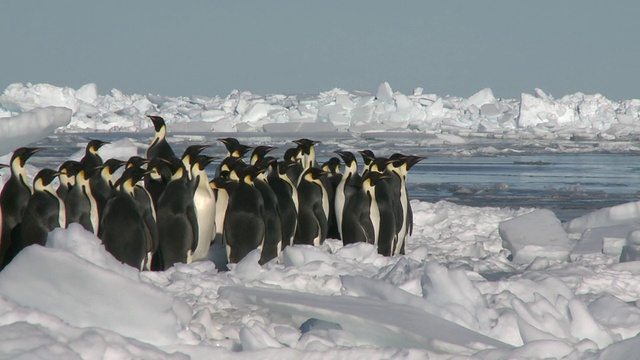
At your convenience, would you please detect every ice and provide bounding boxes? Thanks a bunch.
[218,285,512,354]
[570,225,640,260]
[0,244,191,347]
[0,106,72,156]
[565,201,640,233]
[620,230,640,262]
[499,209,573,264]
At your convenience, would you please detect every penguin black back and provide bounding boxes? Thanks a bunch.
[224,166,265,265]
[99,166,152,270]
[4,168,65,267]
[254,158,283,264]
[0,147,40,265]
[294,167,328,246]
[156,158,199,270]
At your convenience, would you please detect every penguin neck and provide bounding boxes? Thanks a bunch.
[102,169,117,188]
[13,160,32,194]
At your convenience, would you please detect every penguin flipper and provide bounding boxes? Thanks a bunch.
[186,205,199,253]
[360,212,375,245]
[312,203,327,244]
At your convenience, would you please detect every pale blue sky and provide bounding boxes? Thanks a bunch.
[1,1,638,100]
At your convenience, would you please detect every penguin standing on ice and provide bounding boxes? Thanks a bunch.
[125,157,159,268]
[334,151,362,241]
[0,147,41,265]
[321,157,341,239]
[156,158,199,269]
[388,154,424,255]
[64,163,101,234]
[341,171,388,246]
[283,147,303,184]
[267,159,298,247]
[254,157,283,263]
[4,169,66,265]
[294,167,329,246]
[190,154,217,262]
[145,157,172,208]
[99,166,153,270]
[146,116,176,161]
[209,176,237,250]
[366,157,397,256]
[89,158,126,216]
[224,166,265,265]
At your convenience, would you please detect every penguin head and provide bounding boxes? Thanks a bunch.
[102,158,126,175]
[115,166,149,194]
[192,155,217,173]
[292,138,318,154]
[126,156,150,170]
[335,150,358,173]
[321,157,342,176]
[404,155,425,171]
[33,168,60,193]
[357,150,376,167]
[147,157,171,181]
[86,139,110,155]
[283,147,301,163]
[250,145,276,165]
[301,167,327,185]
[236,165,263,185]
[11,147,41,169]
[58,160,83,187]
[362,171,389,191]
[165,157,188,181]
[219,138,252,158]
[219,156,246,179]
[369,157,391,174]
[209,177,239,192]
[181,144,210,166]
[148,115,167,133]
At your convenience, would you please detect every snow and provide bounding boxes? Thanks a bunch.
[499,209,573,264]
[1,82,640,358]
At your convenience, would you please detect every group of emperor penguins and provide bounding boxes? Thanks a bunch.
[0,116,423,271]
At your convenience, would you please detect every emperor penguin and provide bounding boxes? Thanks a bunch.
[90,158,126,221]
[267,159,299,247]
[321,157,341,240]
[0,147,41,265]
[156,158,199,270]
[80,139,109,172]
[4,169,65,266]
[294,167,329,246]
[144,157,172,207]
[250,145,276,166]
[358,150,376,177]
[283,147,303,184]
[146,115,176,161]
[254,158,283,264]
[334,151,363,240]
[215,138,252,178]
[209,176,238,250]
[387,154,424,255]
[181,144,209,182]
[224,166,265,265]
[366,157,397,256]
[126,159,160,268]
[99,167,153,270]
[190,154,217,262]
[64,163,101,234]
[56,160,82,201]
[293,138,319,169]
[341,171,388,246]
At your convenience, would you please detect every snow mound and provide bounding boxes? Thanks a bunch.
[0,242,192,347]
[499,209,573,264]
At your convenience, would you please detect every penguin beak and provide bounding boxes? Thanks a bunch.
[0,164,8,169]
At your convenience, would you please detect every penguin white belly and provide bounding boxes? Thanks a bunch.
[85,187,100,234]
[214,190,229,238]
[369,195,381,246]
[395,185,409,255]
[334,180,346,238]
[56,195,66,229]
[193,186,216,261]
[320,185,329,230]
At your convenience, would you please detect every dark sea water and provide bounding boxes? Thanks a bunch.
[30,132,640,223]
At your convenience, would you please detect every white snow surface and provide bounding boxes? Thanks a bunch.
[2,83,640,358]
